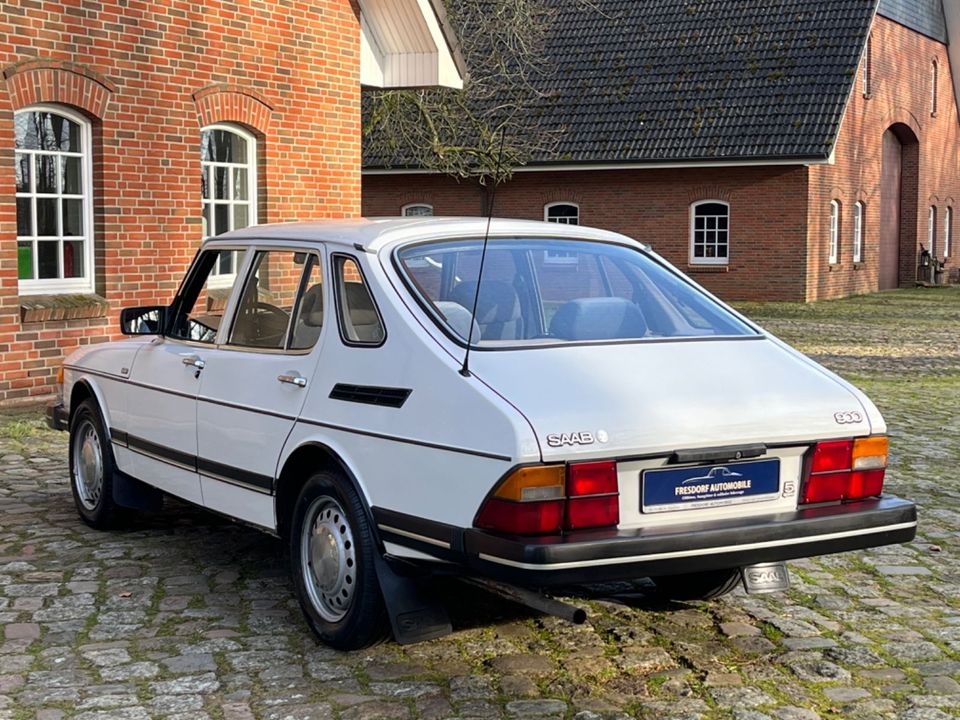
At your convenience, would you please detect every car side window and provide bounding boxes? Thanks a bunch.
[333,255,385,345]
[289,254,324,350]
[169,249,245,344]
[228,250,313,350]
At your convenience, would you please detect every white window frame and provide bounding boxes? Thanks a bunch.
[401,203,433,217]
[853,201,864,263]
[862,34,872,97]
[829,200,839,265]
[689,200,730,266]
[929,206,937,256]
[15,104,95,295]
[945,207,952,258]
[201,123,258,286]
[931,60,939,115]
[543,202,580,264]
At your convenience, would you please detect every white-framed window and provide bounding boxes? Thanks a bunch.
[201,123,257,280]
[15,104,95,295]
[945,207,952,258]
[929,206,937,256]
[853,201,864,263]
[690,200,729,265]
[931,60,939,115]
[829,200,840,264]
[544,202,580,264]
[862,34,872,97]
[402,203,433,217]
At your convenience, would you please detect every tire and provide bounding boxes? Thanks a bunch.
[69,398,123,529]
[289,470,390,649]
[652,568,742,601]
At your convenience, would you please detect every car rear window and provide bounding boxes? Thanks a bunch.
[395,238,757,346]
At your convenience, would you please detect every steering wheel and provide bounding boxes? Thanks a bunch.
[241,302,290,347]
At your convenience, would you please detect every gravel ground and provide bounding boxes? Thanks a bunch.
[1,287,958,720]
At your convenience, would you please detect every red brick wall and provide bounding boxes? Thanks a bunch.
[363,165,811,302]
[807,15,960,300]
[0,0,362,404]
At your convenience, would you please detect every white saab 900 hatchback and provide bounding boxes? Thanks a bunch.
[47,218,917,649]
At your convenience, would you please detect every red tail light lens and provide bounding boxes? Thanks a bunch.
[802,436,887,504]
[475,461,620,535]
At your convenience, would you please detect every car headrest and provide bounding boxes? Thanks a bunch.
[450,281,521,325]
[299,284,323,328]
[549,297,647,341]
[435,301,482,343]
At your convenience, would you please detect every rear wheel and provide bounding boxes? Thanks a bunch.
[652,568,742,601]
[69,399,123,529]
[289,470,389,649]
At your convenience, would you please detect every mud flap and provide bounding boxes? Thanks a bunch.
[373,553,452,644]
[112,470,164,512]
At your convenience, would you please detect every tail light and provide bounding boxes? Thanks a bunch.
[475,461,620,535]
[801,436,888,504]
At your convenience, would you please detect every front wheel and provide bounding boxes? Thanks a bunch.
[289,471,390,649]
[69,399,123,529]
[652,568,742,601]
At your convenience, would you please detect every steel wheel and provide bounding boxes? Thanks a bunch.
[72,417,104,511]
[300,495,358,622]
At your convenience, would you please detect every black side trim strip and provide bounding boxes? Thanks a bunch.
[197,458,273,494]
[114,429,276,496]
[298,418,511,462]
[329,383,411,408]
[373,507,463,547]
[197,395,297,421]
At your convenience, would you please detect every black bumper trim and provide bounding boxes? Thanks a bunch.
[377,496,917,587]
[46,401,68,431]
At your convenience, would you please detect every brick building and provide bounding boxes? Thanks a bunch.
[363,0,960,303]
[0,0,463,404]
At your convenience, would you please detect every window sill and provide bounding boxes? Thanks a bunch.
[20,294,110,324]
[686,264,729,273]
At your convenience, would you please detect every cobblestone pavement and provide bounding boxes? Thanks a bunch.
[2,288,959,720]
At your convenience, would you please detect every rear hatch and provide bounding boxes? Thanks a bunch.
[469,336,875,529]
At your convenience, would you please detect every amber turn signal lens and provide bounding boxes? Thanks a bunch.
[852,435,888,470]
[56,367,64,385]
[493,465,566,502]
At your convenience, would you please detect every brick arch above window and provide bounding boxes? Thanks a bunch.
[3,61,116,118]
[193,85,275,134]
[686,186,731,204]
[539,191,583,206]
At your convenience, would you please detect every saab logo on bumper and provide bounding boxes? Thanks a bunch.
[546,430,608,447]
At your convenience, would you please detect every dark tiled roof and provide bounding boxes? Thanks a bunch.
[364,0,879,168]
[878,0,946,42]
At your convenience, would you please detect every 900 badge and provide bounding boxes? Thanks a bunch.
[834,411,863,424]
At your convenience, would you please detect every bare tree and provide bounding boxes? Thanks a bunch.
[362,0,563,196]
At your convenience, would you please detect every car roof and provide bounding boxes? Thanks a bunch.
[208,217,644,253]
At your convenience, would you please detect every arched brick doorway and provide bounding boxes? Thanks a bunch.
[879,124,919,290]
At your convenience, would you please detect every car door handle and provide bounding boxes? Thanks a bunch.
[278,373,307,388]
[181,355,205,370]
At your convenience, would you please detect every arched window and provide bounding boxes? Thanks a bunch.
[853,202,864,263]
[15,105,94,294]
[829,200,840,264]
[201,123,257,277]
[690,201,729,265]
[544,202,579,225]
[945,207,952,258]
[862,34,872,97]
[929,206,937,256]
[402,203,433,217]
[931,60,939,115]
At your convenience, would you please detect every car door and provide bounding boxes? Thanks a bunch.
[122,247,247,504]
[196,247,325,529]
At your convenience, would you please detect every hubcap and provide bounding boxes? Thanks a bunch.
[72,419,103,511]
[300,496,357,622]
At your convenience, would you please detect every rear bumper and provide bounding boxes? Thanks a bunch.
[375,495,917,587]
[46,401,68,432]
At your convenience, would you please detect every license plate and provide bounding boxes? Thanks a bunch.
[641,458,780,513]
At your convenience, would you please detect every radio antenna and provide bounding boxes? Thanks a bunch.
[460,130,507,378]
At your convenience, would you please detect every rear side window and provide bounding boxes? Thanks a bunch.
[395,238,756,346]
[333,255,385,346]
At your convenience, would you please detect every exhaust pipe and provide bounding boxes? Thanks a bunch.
[461,577,587,624]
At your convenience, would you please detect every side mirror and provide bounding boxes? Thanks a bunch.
[120,306,167,336]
